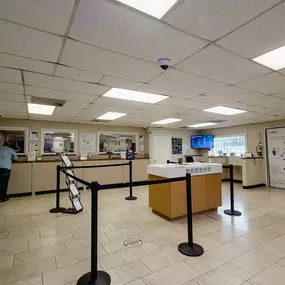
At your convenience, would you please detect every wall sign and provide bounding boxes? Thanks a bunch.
[172,138,182,154]
[79,132,96,153]
[266,127,285,189]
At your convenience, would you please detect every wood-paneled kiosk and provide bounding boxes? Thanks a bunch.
[147,163,223,221]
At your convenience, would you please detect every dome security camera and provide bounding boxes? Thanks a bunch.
[158,58,171,70]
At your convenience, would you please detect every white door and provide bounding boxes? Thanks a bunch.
[152,134,172,164]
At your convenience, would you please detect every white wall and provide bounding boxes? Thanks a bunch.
[148,127,201,162]
[202,119,285,186]
[0,118,147,155]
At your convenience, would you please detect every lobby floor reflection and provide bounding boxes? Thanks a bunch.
[1,183,285,285]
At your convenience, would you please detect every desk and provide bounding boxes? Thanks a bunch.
[147,163,223,220]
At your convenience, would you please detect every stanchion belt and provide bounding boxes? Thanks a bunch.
[61,162,129,169]
[99,176,186,190]
[60,168,92,187]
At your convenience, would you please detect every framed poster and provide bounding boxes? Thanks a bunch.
[172,138,182,154]
[79,133,96,153]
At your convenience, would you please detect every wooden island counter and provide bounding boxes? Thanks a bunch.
[147,163,223,220]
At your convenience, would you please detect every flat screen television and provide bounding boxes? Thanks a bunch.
[191,135,214,149]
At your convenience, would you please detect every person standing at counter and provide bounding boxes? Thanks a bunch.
[0,141,18,202]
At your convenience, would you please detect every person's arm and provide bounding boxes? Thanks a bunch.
[12,149,18,161]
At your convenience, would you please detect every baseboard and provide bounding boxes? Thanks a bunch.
[222,179,242,183]
[35,187,83,196]
[243,183,266,189]
[7,192,32,198]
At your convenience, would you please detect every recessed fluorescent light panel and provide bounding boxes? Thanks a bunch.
[103,88,168,104]
[28,103,55,115]
[203,106,247,116]
[117,0,178,19]
[252,44,285,70]
[188,122,218,128]
[97,112,126,121]
[152,118,182,125]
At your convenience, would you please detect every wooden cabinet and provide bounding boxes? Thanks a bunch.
[149,173,222,220]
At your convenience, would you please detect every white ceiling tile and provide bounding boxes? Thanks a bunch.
[0,93,25,103]
[279,68,285,76]
[0,53,55,75]
[70,0,208,64]
[60,39,161,82]
[62,101,89,110]
[53,105,87,117]
[0,20,63,61]
[166,90,199,99]
[218,2,285,58]
[99,76,143,89]
[54,65,103,83]
[136,84,174,95]
[273,92,285,99]
[146,103,191,115]
[24,72,109,95]
[93,95,149,109]
[0,82,24,95]
[204,86,265,104]
[0,66,22,84]
[223,102,259,112]
[150,68,227,94]
[157,97,212,111]
[247,96,285,110]
[25,86,97,103]
[0,113,28,119]
[29,115,70,122]
[176,45,270,84]
[237,72,285,94]
[0,102,27,112]
[0,0,76,35]
[75,102,139,121]
[164,0,281,41]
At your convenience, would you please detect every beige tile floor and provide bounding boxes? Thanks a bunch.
[1,183,285,285]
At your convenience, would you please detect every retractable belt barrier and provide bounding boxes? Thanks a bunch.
[223,164,242,216]
[49,161,136,214]
[49,161,205,285]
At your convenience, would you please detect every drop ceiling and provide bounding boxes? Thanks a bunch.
[0,0,285,129]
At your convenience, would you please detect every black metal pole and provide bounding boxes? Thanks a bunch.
[77,182,111,285]
[224,164,242,216]
[125,161,137,201]
[49,165,66,213]
[178,173,204,257]
[167,160,170,164]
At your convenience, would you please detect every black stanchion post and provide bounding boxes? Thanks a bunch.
[49,165,66,213]
[77,182,111,285]
[178,173,204,257]
[125,160,137,201]
[224,164,241,216]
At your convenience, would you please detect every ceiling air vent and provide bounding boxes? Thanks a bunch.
[31,97,65,107]
[90,119,110,123]
[208,120,227,123]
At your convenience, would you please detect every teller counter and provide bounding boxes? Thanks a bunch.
[7,159,149,197]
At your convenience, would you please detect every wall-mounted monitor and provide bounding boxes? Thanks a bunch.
[191,135,214,149]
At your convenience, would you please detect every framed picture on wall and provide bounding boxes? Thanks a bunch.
[172,138,182,154]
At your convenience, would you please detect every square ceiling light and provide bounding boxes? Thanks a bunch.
[152,118,182,125]
[103,88,168,104]
[28,103,55,115]
[203,106,247,115]
[97,112,126,121]
[117,0,178,19]
[188,122,218,128]
[252,44,285,70]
